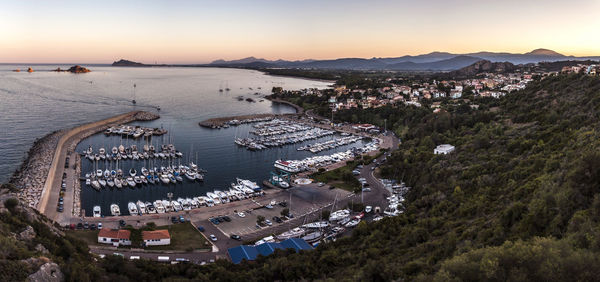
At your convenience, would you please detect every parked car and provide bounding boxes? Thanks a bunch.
[362,187,372,192]
[171,216,178,223]
[237,212,246,218]
[76,223,83,229]
[119,219,126,227]
[97,223,103,229]
[83,222,89,229]
[272,216,283,223]
[265,204,273,209]
[90,223,97,230]
[197,226,205,232]
[222,216,231,222]
[365,206,373,213]
[317,182,324,187]
[209,234,217,241]
[230,234,241,241]
[179,215,185,223]
[264,219,272,226]
[278,201,287,207]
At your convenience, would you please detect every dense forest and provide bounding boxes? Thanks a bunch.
[3,74,600,281]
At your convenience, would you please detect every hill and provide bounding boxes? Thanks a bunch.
[3,75,600,281]
[445,60,517,77]
[112,59,146,67]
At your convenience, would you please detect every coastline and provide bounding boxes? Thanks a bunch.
[198,97,304,128]
[8,111,159,220]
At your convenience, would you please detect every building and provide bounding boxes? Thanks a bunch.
[142,230,171,246]
[98,229,131,246]
[228,238,313,264]
[434,144,455,155]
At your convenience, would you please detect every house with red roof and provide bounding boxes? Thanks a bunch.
[97,229,131,246]
[142,230,171,246]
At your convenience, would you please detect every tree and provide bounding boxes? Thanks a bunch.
[256,215,265,225]
[3,198,18,212]
[281,208,289,218]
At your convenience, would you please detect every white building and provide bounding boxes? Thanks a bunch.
[434,144,455,155]
[98,229,131,246]
[142,230,171,246]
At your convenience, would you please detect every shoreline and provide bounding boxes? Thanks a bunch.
[198,97,304,128]
[9,111,160,218]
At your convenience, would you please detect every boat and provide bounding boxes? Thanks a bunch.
[276,227,306,240]
[129,168,137,177]
[146,202,156,214]
[162,200,173,212]
[106,178,115,187]
[302,221,329,229]
[301,231,322,243]
[85,178,91,186]
[115,178,122,188]
[137,201,146,214]
[171,200,182,211]
[236,178,261,191]
[126,177,136,187]
[91,179,100,190]
[93,206,101,217]
[344,218,361,228]
[160,174,170,184]
[206,192,221,205]
[110,204,121,216]
[274,160,301,173]
[98,178,107,187]
[329,209,350,221]
[128,202,139,215]
[184,170,196,180]
[154,200,165,213]
[147,175,155,184]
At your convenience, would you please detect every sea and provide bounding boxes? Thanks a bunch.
[0,65,368,216]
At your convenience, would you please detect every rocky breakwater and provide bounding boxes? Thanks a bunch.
[10,130,67,209]
[8,111,159,215]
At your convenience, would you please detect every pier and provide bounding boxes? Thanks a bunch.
[36,111,159,222]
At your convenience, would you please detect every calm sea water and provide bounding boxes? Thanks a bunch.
[0,65,366,215]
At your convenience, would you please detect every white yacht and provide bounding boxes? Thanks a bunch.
[136,200,146,214]
[128,202,139,215]
[146,202,157,214]
[171,200,182,211]
[329,209,351,221]
[274,160,301,173]
[236,178,261,191]
[160,174,171,184]
[154,200,165,213]
[162,200,173,212]
[114,178,122,188]
[206,192,221,205]
[91,179,100,190]
[276,227,306,240]
[93,206,101,217]
[126,177,136,187]
[110,204,121,216]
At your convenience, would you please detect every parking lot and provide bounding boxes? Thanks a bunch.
[210,202,291,236]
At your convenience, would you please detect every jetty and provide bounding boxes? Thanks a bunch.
[28,111,159,222]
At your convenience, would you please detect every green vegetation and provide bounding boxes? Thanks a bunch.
[150,222,210,251]
[312,160,361,192]
[3,74,600,281]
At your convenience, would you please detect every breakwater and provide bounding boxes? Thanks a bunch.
[8,111,160,214]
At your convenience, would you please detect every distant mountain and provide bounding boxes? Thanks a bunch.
[208,49,600,71]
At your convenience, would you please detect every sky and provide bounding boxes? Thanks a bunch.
[1,0,599,64]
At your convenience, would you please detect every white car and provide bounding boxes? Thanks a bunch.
[209,234,217,241]
[317,182,324,187]
[238,212,246,218]
[97,222,103,229]
[365,206,372,213]
[265,219,272,226]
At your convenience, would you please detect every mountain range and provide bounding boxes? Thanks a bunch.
[207,49,600,71]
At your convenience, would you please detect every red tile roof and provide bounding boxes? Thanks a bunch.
[98,229,131,240]
[142,230,170,240]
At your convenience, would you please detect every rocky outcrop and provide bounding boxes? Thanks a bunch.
[448,60,516,77]
[18,225,36,241]
[27,262,63,282]
[67,65,90,73]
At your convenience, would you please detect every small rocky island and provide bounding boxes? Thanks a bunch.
[53,65,91,73]
[112,59,146,67]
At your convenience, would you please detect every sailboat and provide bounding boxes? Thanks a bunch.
[132,83,137,104]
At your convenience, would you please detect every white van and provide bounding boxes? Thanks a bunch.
[157,256,170,262]
[129,256,140,260]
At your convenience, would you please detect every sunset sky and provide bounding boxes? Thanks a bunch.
[1,0,599,63]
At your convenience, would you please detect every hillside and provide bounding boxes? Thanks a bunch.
[445,60,517,77]
[2,75,600,281]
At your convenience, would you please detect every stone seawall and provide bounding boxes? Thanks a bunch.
[7,111,159,212]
